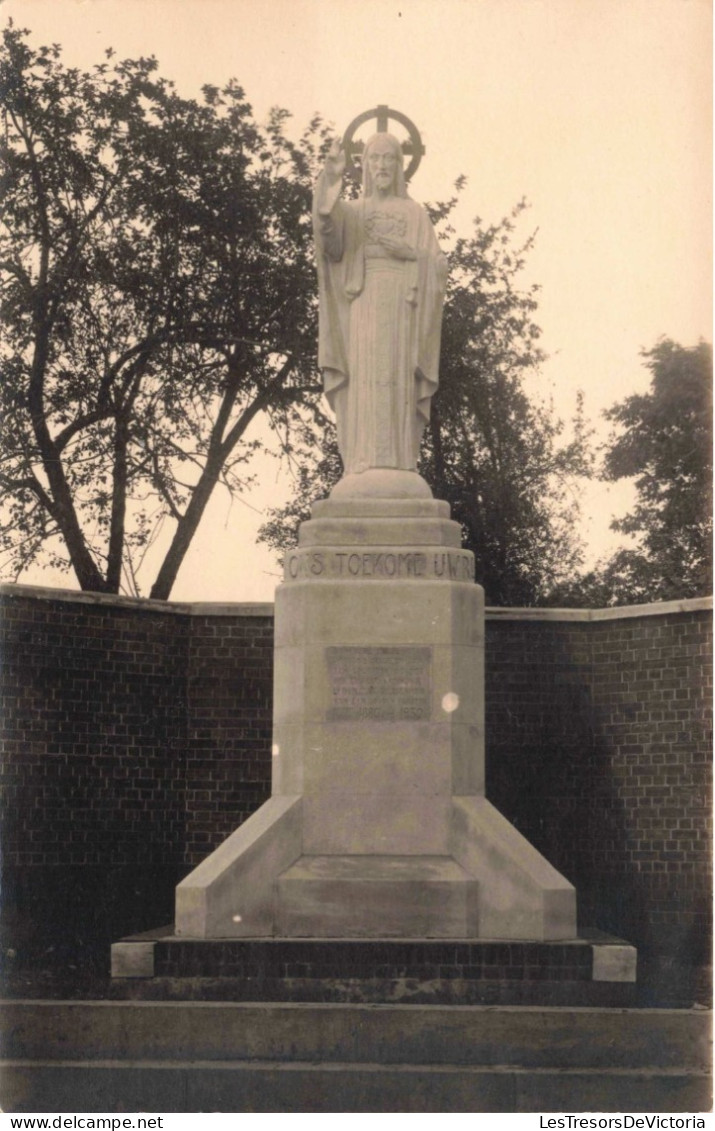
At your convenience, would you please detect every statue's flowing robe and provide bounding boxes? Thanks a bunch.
[314,174,447,474]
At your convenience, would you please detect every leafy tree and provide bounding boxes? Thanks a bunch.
[0,24,327,597]
[555,339,712,606]
[260,201,593,606]
[1,26,592,605]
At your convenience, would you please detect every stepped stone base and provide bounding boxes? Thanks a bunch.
[111,931,637,1006]
[3,1000,709,1113]
[5,1060,709,1114]
[174,796,577,941]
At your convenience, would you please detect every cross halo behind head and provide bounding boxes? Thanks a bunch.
[342,105,425,183]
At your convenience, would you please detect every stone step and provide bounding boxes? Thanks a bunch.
[2,1001,709,1070]
[275,854,478,937]
[1,1058,710,1113]
[111,931,638,1005]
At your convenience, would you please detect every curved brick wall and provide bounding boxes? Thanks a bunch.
[0,585,710,994]
[483,605,712,985]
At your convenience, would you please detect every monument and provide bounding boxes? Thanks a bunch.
[174,107,577,941]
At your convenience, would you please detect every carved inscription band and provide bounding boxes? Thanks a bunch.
[285,548,475,582]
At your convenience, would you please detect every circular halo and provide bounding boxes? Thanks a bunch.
[342,104,425,183]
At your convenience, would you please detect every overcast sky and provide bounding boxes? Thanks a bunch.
[5,0,712,601]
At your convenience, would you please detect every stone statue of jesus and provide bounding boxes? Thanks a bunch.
[313,133,448,477]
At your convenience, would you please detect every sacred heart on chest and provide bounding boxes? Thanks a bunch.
[365,210,408,241]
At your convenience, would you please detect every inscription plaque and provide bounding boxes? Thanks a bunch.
[326,646,432,722]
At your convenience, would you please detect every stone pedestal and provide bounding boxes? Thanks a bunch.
[175,474,577,940]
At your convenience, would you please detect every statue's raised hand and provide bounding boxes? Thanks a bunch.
[324,139,346,186]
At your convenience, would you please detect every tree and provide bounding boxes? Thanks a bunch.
[260,200,593,606]
[0,25,327,598]
[564,339,712,605]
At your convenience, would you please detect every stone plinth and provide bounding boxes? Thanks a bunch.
[175,478,577,940]
[111,931,638,1007]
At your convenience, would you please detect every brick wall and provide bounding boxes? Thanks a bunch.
[484,607,712,981]
[1,595,188,870]
[0,592,187,954]
[0,589,274,956]
[590,611,712,978]
[0,585,710,985]
[184,613,272,863]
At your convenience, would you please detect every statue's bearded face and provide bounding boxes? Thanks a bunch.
[366,136,399,192]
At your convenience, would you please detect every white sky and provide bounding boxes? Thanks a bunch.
[5,0,712,601]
